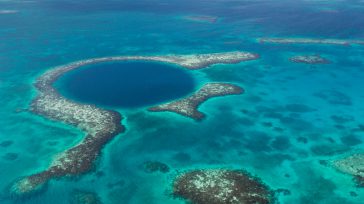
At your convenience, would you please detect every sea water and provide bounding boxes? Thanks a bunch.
[0,0,364,204]
[55,61,195,108]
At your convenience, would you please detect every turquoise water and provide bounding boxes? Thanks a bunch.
[55,61,195,108]
[0,0,364,204]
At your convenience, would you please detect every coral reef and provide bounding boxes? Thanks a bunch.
[12,91,124,195]
[290,55,330,64]
[156,52,259,69]
[259,38,364,46]
[332,153,364,187]
[173,169,273,204]
[355,176,364,187]
[149,83,243,120]
[142,161,170,173]
[12,52,257,195]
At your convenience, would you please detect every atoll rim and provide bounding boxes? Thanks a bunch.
[13,52,257,195]
[149,82,244,120]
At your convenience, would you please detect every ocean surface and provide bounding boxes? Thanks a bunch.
[1,0,364,203]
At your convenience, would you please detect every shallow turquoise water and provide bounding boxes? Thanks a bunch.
[1,0,364,204]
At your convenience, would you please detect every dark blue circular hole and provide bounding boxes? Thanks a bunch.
[56,61,196,108]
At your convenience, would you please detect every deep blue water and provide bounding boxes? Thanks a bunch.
[56,61,195,108]
[1,0,364,204]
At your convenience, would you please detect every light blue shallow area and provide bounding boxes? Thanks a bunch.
[0,0,364,203]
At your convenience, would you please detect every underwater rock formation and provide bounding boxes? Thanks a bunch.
[149,83,243,120]
[290,55,330,64]
[173,169,273,204]
[332,153,364,187]
[12,52,257,195]
[259,38,364,46]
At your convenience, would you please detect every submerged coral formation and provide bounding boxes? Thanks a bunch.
[314,90,352,106]
[173,169,273,204]
[259,38,364,46]
[149,83,243,120]
[332,153,364,187]
[290,55,330,64]
[70,190,102,204]
[12,52,257,195]
[142,161,170,173]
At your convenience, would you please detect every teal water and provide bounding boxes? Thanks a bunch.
[1,0,364,204]
[55,61,195,108]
